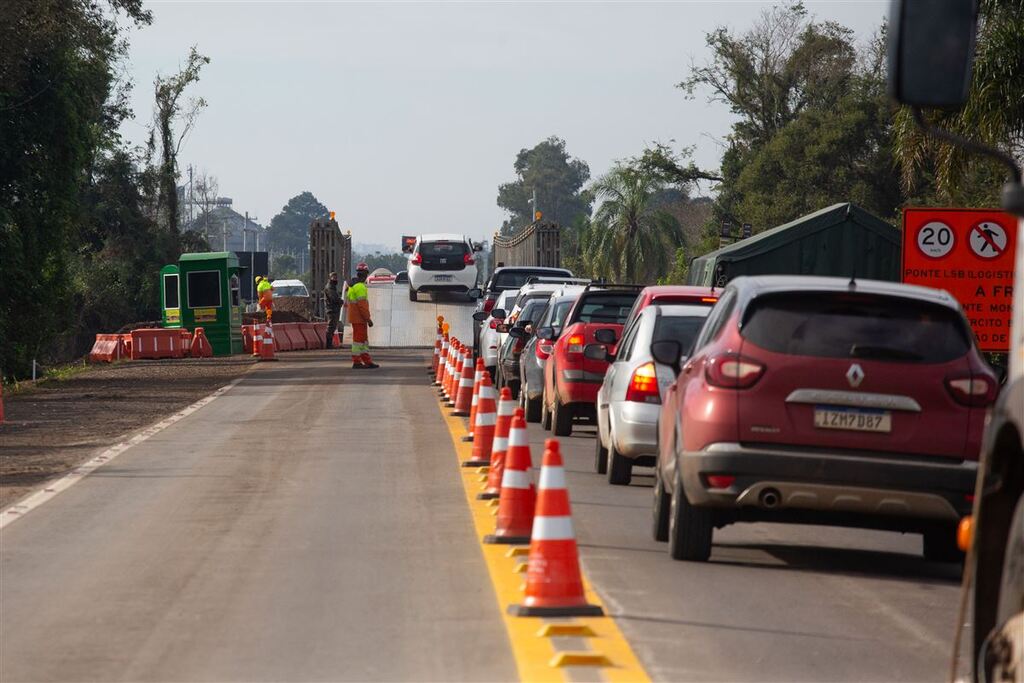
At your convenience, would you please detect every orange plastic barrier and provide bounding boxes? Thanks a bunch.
[313,323,328,348]
[242,325,254,354]
[274,324,293,352]
[299,323,321,349]
[130,328,185,360]
[89,334,129,363]
[119,334,133,357]
[282,323,307,351]
[180,329,193,355]
[190,327,213,358]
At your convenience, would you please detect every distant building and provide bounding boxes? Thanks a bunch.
[183,206,267,252]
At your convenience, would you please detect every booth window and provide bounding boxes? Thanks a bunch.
[187,270,221,308]
[230,274,241,306]
[163,274,179,309]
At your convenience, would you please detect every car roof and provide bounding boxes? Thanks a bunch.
[418,233,468,243]
[271,279,306,287]
[732,275,960,309]
[641,285,718,299]
[648,304,714,318]
[492,266,572,274]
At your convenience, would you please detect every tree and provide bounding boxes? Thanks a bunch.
[266,191,329,255]
[583,165,684,283]
[354,251,408,274]
[497,136,593,233]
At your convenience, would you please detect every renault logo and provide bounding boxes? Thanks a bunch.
[846,363,865,388]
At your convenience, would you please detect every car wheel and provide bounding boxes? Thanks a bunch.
[923,525,963,564]
[408,287,417,302]
[652,468,670,542]
[525,384,542,423]
[552,395,573,436]
[594,433,608,474]
[607,441,632,485]
[540,389,552,431]
[668,469,712,562]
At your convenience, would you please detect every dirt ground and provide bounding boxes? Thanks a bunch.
[0,357,256,509]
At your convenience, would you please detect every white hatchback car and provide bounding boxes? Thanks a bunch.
[476,289,519,376]
[407,234,480,301]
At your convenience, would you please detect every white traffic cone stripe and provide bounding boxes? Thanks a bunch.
[531,515,575,541]
[497,401,516,416]
[476,411,497,427]
[492,436,509,452]
[460,376,473,388]
[509,428,529,448]
[538,465,566,490]
[480,385,497,401]
[500,469,531,490]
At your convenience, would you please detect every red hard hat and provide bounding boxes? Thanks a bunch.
[356,262,369,272]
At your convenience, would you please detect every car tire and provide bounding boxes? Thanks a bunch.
[525,385,542,424]
[552,395,573,437]
[923,526,963,564]
[668,469,712,562]
[540,389,553,431]
[408,287,417,302]
[607,441,632,485]
[594,434,608,474]
[652,469,671,542]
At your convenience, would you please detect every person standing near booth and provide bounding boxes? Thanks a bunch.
[346,262,379,369]
[324,272,342,349]
[256,276,273,323]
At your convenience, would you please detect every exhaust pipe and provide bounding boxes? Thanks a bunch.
[759,488,782,509]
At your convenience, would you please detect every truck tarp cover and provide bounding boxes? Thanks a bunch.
[687,203,900,286]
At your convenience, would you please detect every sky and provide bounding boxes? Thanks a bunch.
[121,0,889,250]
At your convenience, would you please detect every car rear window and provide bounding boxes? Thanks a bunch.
[273,285,308,297]
[741,292,972,363]
[420,241,468,256]
[575,294,639,324]
[654,316,706,351]
[494,270,572,289]
[547,301,573,329]
[517,300,547,325]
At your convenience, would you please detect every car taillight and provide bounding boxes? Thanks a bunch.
[705,353,765,389]
[625,362,661,404]
[704,474,735,489]
[489,319,499,329]
[537,342,553,358]
[483,297,496,313]
[701,297,719,304]
[567,334,585,354]
[411,252,422,265]
[945,374,996,407]
[464,253,475,266]
[513,339,525,353]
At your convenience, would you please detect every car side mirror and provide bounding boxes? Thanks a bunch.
[594,328,617,345]
[491,308,506,320]
[536,327,554,341]
[887,0,978,108]
[650,340,683,375]
[508,327,528,340]
[584,343,614,363]
[496,323,510,333]
[467,288,482,300]
[515,319,532,328]
[472,311,489,322]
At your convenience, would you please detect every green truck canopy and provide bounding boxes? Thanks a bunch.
[687,203,901,287]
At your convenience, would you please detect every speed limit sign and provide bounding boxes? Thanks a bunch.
[916,220,955,258]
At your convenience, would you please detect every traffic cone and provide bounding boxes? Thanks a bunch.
[479,398,518,500]
[463,372,497,466]
[447,344,465,406]
[252,324,263,357]
[462,358,486,442]
[259,322,278,361]
[508,439,603,617]
[430,316,444,374]
[451,350,475,416]
[484,415,535,545]
[434,332,449,386]
[443,340,459,400]
[190,327,214,358]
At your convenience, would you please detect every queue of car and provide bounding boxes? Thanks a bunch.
[469,267,997,566]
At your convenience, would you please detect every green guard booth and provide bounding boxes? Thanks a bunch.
[177,252,244,356]
[160,264,182,328]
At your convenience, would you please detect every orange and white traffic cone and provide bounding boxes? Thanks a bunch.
[444,341,460,401]
[447,344,466,406]
[479,397,518,500]
[463,372,497,466]
[484,415,535,545]
[462,358,486,442]
[430,316,444,374]
[451,349,475,416]
[434,332,449,386]
[252,324,263,357]
[259,322,278,361]
[508,439,603,617]
[190,327,214,358]
[437,335,452,393]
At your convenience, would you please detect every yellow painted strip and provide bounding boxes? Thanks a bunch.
[537,623,596,638]
[438,404,651,683]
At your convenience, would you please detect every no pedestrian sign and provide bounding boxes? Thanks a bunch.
[902,208,1017,353]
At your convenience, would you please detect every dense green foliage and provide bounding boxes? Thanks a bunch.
[354,252,409,275]
[496,137,593,234]
[266,192,330,255]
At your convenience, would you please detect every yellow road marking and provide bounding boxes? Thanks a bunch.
[438,403,651,683]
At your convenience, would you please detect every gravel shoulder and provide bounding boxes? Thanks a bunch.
[0,357,256,509]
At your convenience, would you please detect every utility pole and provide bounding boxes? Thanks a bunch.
[188,165,194,226]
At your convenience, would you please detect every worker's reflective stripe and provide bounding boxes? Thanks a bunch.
[501,469,531,490]
[531,515,575,541]
[538,465,566,490]
[476,411,497,427]
[492,436,508,453]
[509,428,528,448]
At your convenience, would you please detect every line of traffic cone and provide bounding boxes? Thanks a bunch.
[440,339,455,399]
[483,415,535,545]
[252,323,263,357]
[434,331,449,386]
[445,342,462,403]
[463,371,496,466]
[478,395,517,500]
[462,358,486,442]
[451,350,476,416]
[430,316,444,375]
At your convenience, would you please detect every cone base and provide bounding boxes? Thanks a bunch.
[445,402,456,408]
[460,435,474,442]
[476,491,500,500]
[258,358,279,362]
[483,534,531,545]
[461,458,490,467]
[507,603,604,618]
[450,410,470,417]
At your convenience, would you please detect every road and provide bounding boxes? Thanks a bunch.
[0,350,962,682]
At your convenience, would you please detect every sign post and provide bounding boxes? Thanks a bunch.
[902,208,1018,353]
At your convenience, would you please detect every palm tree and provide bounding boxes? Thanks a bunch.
[583,165,684,283]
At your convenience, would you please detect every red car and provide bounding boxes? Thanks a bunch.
[540,285,643,436]
[652,276,997,562]
[620,285,719,332]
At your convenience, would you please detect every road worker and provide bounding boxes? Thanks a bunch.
[346,262,379,369]
[324,272,342,349]
[256,276,274,322]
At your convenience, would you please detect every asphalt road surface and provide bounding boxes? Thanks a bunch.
[1,350,962,682]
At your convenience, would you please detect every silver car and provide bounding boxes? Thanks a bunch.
[591,305,711,485]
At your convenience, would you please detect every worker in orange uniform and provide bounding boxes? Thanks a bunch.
[346,263,379,369]
[256,276,273,322]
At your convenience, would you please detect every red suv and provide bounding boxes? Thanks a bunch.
[652,276,997,563]
[541,285,643,436]
[621,285,718,332]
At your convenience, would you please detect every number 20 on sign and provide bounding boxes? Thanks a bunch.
[902,208,1018,353]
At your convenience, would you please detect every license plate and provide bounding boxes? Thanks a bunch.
[814,406,891,433]
[433,274,453,282]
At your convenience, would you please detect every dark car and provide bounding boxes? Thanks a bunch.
[497,297,550,397]
[518,291,581,422]
[652,276,997,563]
[474,267,573,344]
